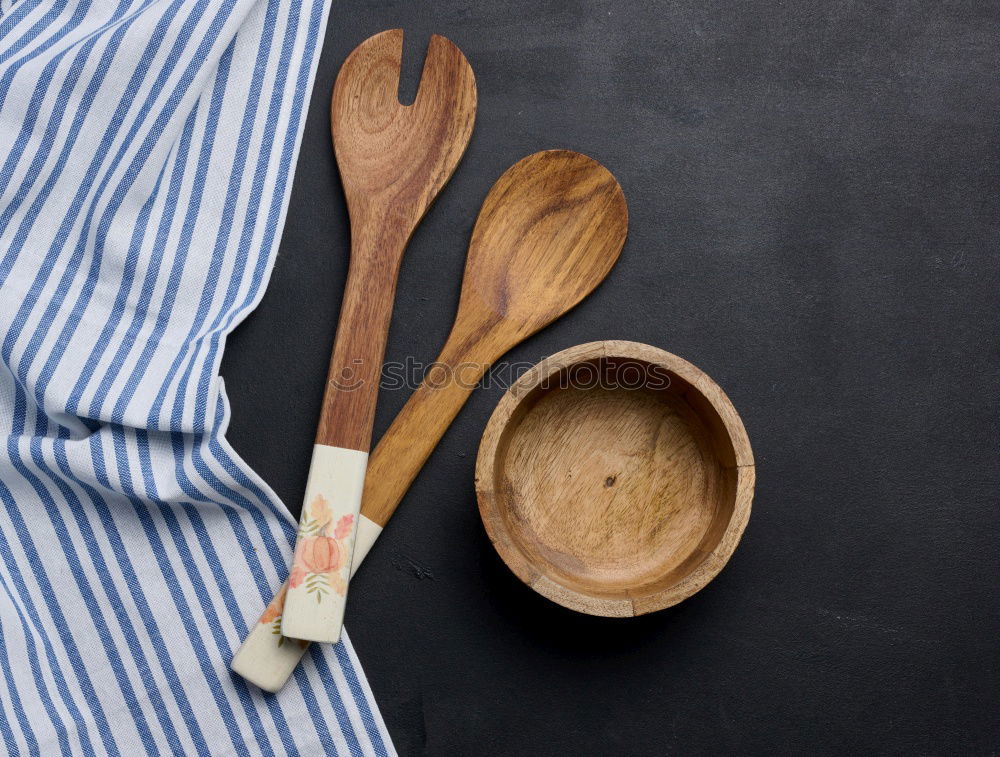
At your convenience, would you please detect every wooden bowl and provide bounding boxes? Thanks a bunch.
[475,341,754,616]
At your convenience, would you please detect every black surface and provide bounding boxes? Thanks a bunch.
[221,2,1000,754]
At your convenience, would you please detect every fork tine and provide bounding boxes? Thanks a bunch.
[333,29,403,117]
[414,34,476,110]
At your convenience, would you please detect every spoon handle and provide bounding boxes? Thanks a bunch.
[355,334,493,559]
[280,231,405,644]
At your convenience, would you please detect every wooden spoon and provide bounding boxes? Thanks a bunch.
[352,149,628,566]
[279,29,476,644]
[232,150,627,691]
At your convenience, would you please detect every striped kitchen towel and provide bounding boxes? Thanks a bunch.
[0,0,394,754]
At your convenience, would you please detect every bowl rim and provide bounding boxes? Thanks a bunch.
[475,340,755,617]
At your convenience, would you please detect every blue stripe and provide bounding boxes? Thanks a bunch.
[214,0,325,333]
[158,0,285,432]
[30,438,183,752]
[0,6,101,193]
[188,0,305,430]
[63,128,171,417]
[109,429,254,757]
[0,0,71,69]
[145,0,300,581]
[291,663,339,754]
[335,643,392,757]
[199,0,325,529]
[51,439,211,755]
[0,0,189,292]
[62,31,305,750]
[167,400,308,753]
[309,649,364,757]
[0,1,92,116]
[0,0,153,212]
[23,0,240,436]
[0,476,79,755]
[155,437,281,754]
[0,0,189,286]
[25,439,158,754]
[186,435,289,591]
[100,100,201,424]
[0,0,45,45]
[0,578,48,756]
[201,4,395,753]
[4,438,117,756]
[205,7,393,751]
[65,143,169,416]
[209,399,330,755]
[0,611,36,755]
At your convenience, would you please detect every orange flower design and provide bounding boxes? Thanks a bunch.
[300,535,343,574]
[259,583,287,624]
[334,514,353,539]
[309,493,331,524]
[289,506,355,600]
[289,565,307,589]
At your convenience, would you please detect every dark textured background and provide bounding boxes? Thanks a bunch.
[221,2,1000,754]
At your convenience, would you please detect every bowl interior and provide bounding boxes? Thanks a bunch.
[486,353,747,614]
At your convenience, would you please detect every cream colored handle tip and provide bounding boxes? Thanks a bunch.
[234,493,384,690]
[231,614,310,693]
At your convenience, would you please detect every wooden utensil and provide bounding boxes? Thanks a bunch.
[350,149,628,567]
[232,150,627,691]
[477,341,754,616]
[279,29,476,644]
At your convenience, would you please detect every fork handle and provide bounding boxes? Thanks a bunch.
[316,231,405,450]
[280,224,407,643]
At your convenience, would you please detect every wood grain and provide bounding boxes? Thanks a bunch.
[475,341,754,617]
[315,29,476,451]
[280,29,475,642]
[359,150,628,528]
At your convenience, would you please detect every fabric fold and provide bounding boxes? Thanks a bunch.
[0,0,394,754]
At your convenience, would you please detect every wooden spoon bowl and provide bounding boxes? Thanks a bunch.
[476,341,754,617]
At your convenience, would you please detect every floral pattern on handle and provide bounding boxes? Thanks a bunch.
[257,583,309,649]
[289,494,354,601]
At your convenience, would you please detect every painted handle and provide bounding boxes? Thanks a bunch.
[230,583,309,693]
[230,515,381,692]
[232,338,492,690]
[281,225,405,642]
[279,445,367,643]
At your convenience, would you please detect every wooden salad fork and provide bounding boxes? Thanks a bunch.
[277,29,476,645]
